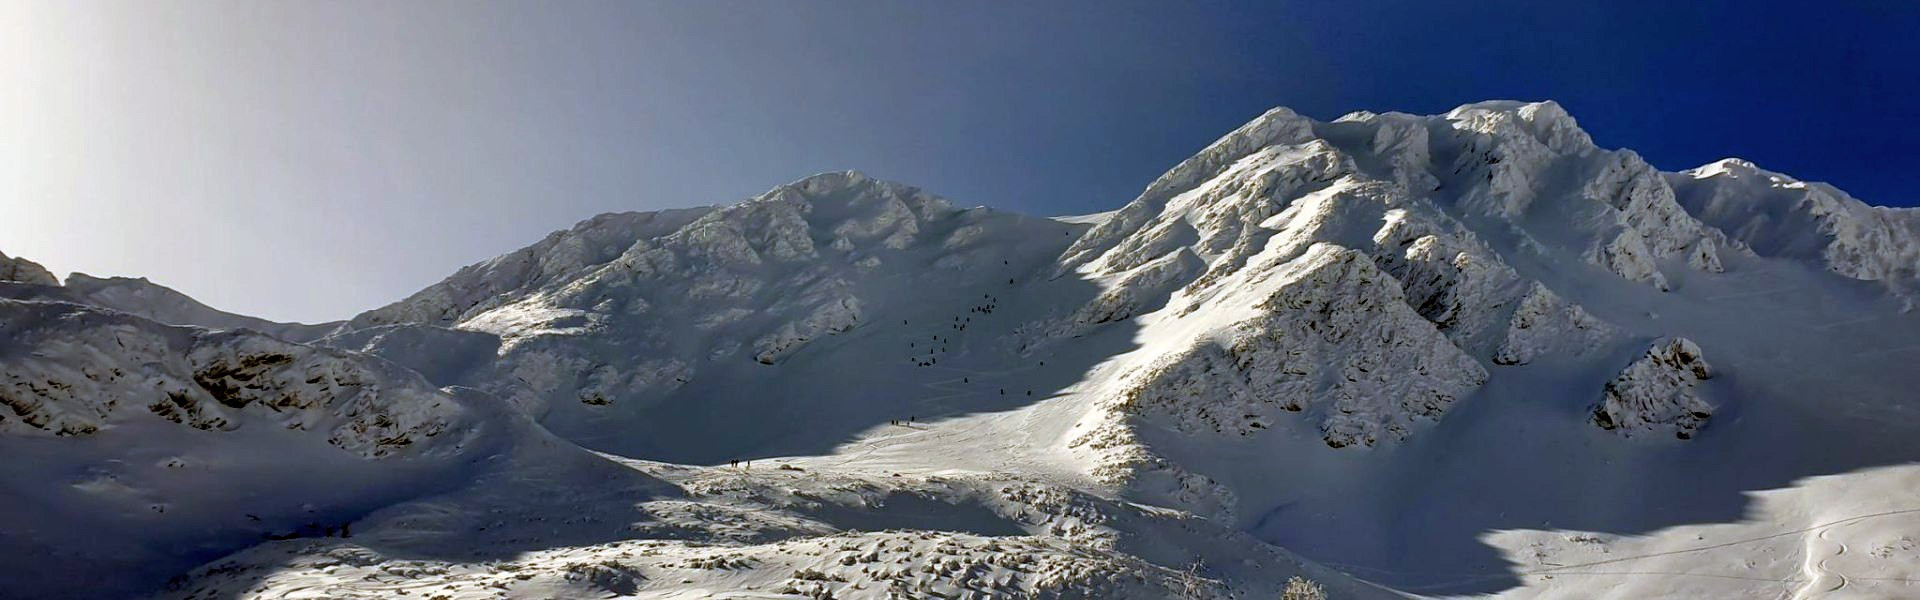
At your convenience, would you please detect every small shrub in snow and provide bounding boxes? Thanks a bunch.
[1282,576,1325,600]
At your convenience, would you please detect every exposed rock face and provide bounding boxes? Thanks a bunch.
[1044,105,1653,504]
[1120,245,1487,449]
[0,299,469,457]
[1039,101,1762,517]
[1038,103,1651,366]
[1492,282,1615,366]
[0,251,57,286]
[1593,337,1715,439]
[1443,103,1737,289]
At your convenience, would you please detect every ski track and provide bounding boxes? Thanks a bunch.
[1334,507,1920,595]
[1794,521,1850,599]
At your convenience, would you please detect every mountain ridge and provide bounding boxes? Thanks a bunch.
[5,99,1920,599]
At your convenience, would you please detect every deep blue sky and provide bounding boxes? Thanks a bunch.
[4,1,1916,321]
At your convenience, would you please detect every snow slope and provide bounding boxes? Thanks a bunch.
[6,99,1920,599]
[1670,158,1920,305]
[61,273,343,342]
[0,298,499,597]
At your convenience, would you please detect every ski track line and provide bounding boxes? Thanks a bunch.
[1702,285,1805,302]
[1811,314,1887,332]
[1794,523,1850,599]
[1527,508,1920,576]
[1346,507,1920,593]
[1853,342,1920,359]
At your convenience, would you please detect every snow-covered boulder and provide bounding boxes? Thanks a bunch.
[1592,337,1715,439]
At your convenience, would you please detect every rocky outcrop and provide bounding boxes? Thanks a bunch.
[0,299,469,457]
[1118,245,1488,449]
[0,251,57,285]
[1437,101,1730,290]
[1492,282,1615,366]
[1593,337,1715,439]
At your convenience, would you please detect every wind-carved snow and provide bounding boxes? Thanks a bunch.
[0,300,469,457]
[1673,158,1920,304]
[1593,337,1715,439]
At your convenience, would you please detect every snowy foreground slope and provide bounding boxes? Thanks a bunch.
[5,100,1920,599]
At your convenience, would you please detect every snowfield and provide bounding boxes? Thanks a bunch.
[5,100,1920,599]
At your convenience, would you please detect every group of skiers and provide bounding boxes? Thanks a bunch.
[909,331,949,367]
[885,274,1048,430]
[263,521,352,541]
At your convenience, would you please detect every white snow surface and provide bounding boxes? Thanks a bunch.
[61,273,344,342]
[6,100,1920,599]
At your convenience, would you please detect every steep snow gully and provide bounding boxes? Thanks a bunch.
[6,100,1920,599]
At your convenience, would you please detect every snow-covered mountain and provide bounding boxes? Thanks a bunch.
[5,100,1920,599]
[1671,158,1920,303]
